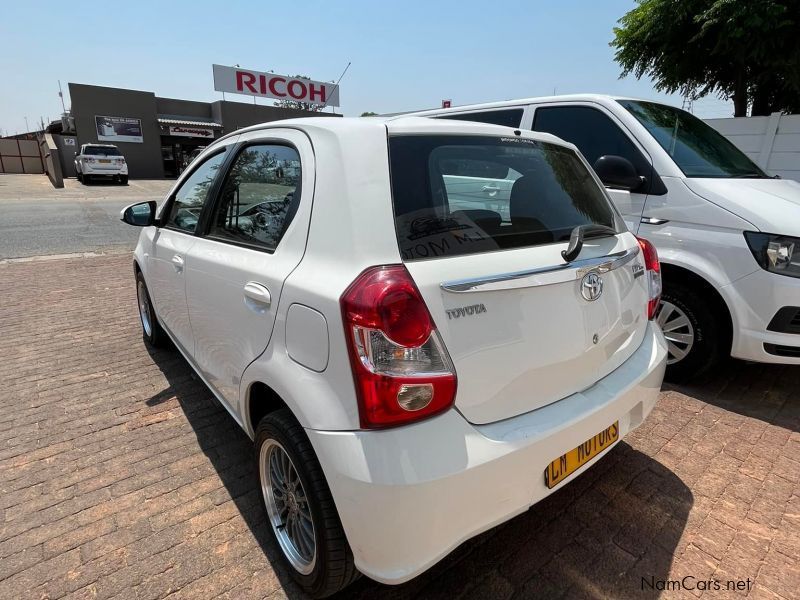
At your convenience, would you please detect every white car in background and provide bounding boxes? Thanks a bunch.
[74,143,128,184]
[121,117,667,597]
[412,96,800,379]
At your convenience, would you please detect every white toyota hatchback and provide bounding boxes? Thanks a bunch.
[121,117,667,597]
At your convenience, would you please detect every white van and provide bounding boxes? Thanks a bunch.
[412,95,800,379]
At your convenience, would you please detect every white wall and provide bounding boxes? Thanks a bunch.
[705,113,800,181]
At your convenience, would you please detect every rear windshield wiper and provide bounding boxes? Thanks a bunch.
[561,224,618,263]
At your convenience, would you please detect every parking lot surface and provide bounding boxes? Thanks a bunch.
[0,253,798,600]
[0,174,173,260]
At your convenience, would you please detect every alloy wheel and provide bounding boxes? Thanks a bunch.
[137,280,153,337]
[259,439,317,574]
[656,300,695,365]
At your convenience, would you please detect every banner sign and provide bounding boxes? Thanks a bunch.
[168,125,215,138]
[212,64,340,107]
[95,116,143,143]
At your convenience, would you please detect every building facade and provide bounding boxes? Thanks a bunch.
[65,83,339,179]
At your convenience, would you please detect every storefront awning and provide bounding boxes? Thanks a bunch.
[158,118,222,128]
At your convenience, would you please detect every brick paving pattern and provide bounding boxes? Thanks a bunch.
[0,253,798,599]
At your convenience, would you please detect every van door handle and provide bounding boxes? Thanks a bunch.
[171,254,184,272]
[243,282,271,309]
[482,185,501,196]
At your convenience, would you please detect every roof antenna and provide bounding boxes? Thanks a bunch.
[322,61,351,114]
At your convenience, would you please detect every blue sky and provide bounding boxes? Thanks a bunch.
[0,0,733,135]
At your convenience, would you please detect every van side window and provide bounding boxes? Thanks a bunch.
[532,106,651,182]
[437,109,524,128]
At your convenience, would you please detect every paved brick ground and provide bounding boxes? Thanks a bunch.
[0,253,798,600]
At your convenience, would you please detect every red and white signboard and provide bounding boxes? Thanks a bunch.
[442,99,452,108]
[212,64,340,107]
[168,125,215,138]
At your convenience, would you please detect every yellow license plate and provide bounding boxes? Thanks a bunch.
[544,421,619,489]
[99,159,111,163]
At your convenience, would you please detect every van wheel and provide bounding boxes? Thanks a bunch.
[83,174,91,185]
[135,271,167,347]
[255,409,359,598]
[656,282,724,382]
[76,172,83,182]
[120,175,129,185]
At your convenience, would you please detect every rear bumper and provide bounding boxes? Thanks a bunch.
[723,268,800,364]
[80,165,128,176]
[306,322,667,584]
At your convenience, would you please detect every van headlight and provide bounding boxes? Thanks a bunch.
[744,232,800,278]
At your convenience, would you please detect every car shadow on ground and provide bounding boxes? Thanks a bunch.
[145,343,692,600]
[665,358,800,433]
[80,179,128,186]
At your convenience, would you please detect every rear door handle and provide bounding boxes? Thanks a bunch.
[482,185,501,196]
[171,254,184,272]
[243,282,271,310]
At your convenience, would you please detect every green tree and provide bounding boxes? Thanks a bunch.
[273,75,331,112]
[360,111,379,117]
[612,0,800,116]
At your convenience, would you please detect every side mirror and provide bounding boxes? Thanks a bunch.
[593,155,644,192]
[120,201,157,227]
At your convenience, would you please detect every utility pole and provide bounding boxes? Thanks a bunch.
[58,80,67,113]
[24,117,30,133]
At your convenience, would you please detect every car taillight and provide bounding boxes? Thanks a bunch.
[85,157,96,163]
[341,265,457,429]
[637,236,662,320]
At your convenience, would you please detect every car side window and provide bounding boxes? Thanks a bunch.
[164,151,227,233]
[532,106,651,179]
[208,144,301,252]
[436,108,524,128]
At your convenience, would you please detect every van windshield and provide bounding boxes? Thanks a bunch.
[618,100,767,179]
[388,135,621,261]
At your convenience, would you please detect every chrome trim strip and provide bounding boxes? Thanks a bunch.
[440,246,640,293]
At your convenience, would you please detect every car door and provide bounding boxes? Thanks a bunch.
[439,157,516,218]
[531,104,655,233]
[184,129,314,413]
[146,148,230,354]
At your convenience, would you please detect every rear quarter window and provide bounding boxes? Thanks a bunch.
[388,135,619,261]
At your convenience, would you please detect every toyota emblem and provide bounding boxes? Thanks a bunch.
[581,272,604,301]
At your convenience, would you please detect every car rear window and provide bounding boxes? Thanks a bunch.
[388,135,619,260]
[84,146,121,156]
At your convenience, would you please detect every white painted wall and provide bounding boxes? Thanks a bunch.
[705,113,800,181]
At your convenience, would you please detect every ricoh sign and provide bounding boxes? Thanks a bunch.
[212,64,340,107]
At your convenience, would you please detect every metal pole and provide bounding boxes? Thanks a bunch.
[321,61,351,113]
[58,80,67,113]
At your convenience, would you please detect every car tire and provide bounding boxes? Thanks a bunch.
[120,175,129,185]
[83,174,91,185]
[76,172,83,182]
[255,409,359,598]
[135,271,167,347]
[657,281,725,382]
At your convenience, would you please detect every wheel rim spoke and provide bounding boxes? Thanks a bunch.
[664,331,693,344]
[662,314,690,332]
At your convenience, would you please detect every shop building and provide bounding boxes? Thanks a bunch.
[59,83,339,179]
